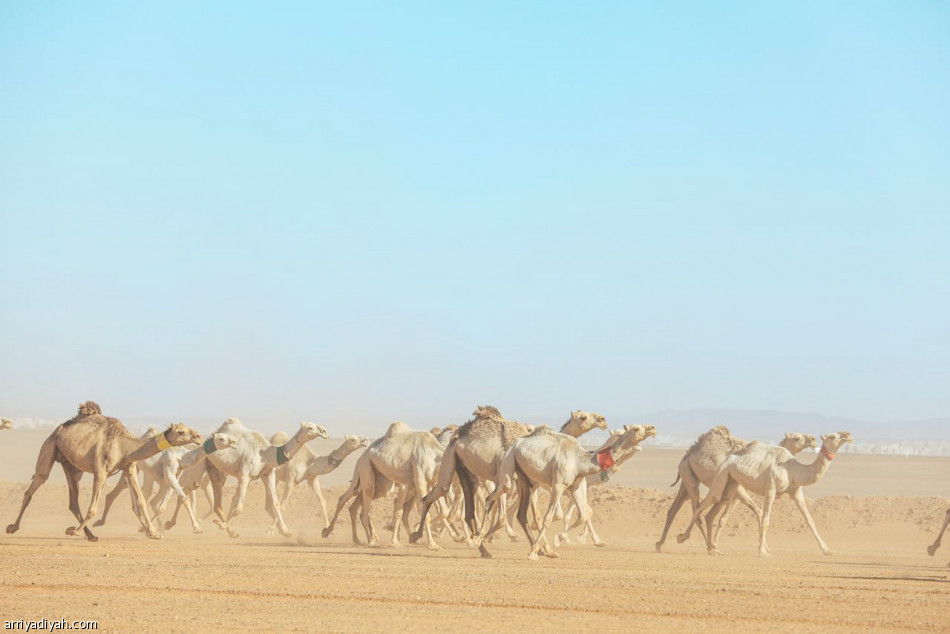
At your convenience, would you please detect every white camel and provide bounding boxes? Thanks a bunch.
[323,422,443,550]
[655,427,817,551]
[204,419,328,537]
[269,433,369,532]
[685,431,853,556]
[927,507,950,567]
[482,424,657,560]
[1,418,12,430]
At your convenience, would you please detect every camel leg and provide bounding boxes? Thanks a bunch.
[67,467,108,538]
[347,496,363,544]
[93,476,130,528]
[681,475,728,553]
[675,470,707,545]
[358,490,378,547]
[269,479,296,535]
[529,483,565,560]
[758,488,776,557]
[792,488,831,555]
[928,508,950,557]
[555,497,577,547]
[322,478,359,539]
[415,480,440,551]
[712,485,762,546]
[125,464,161,538]
[7,435,58,535]
[226,474,250,522]
[390,485,409,548]
[263,470,291,537]
[309,478,330,530]
[456,464,491,558]
[61,462,97,541]
[206,463,237,537]
[569,482,604,547]
[656,483,690,551]
[163,465,201,534]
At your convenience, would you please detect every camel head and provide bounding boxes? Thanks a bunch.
[209,432,238,452]
[570,410,609,433]
[162,423,203,447]
[343,435,370,451]
[299,421,329,442]
[429,427,443,436]
[617,424,657,450]
[781,432,818,455]
[78,401,102,417]
[820,431,853,457]
[0,418,12,430]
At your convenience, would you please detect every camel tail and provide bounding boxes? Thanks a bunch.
[434,438,459,492]
[670,473,681,488]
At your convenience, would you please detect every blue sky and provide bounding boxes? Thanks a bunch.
[1,2,947,434]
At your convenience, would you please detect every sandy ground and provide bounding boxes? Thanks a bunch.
[0,429,948,632]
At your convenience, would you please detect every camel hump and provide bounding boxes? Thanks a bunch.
[473,405,503,419]
[271,431,291,445]
[383,421,411,438]
[216,417,244,433]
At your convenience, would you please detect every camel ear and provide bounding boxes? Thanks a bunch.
[785,432,793,440]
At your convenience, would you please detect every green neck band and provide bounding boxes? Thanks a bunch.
[276,444,290,465]
[203,437,218,454]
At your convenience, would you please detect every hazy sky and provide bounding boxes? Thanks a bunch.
[1,3,947,434]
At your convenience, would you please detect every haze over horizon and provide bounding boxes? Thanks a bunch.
[2,4,948,433]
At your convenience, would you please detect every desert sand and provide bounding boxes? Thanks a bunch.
[0,429,947,632]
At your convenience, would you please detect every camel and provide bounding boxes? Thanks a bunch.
[926,507,950,567]
[1,418,12,430]
[655,427,817,551]
[684,431,853,556]
[481,423,657,559]
[95,431,239,534]
[269,433,369,532]
[202,418,328,537]
[322,422,444,550]
[409,407,604,558]
[6,401,202,541]
[162,433,238,532]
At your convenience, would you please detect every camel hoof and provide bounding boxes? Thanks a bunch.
[148,533,163,540]
[927,545,937,556]
[676,533,688,544]
[593,540,607,548]
[655,541,663,553]
[527,552,539,561]
[86,534,99,543]
[553,535,562,548]
[508,534,519,543]
[66,527,78,536]
[465,539,475,547]
[758,551,771,558]
[708,549,723,556]
[92,519,105,527]
[427,543,441,551]
[408,531,423,544]
[391,541,402,549]
[228,530,239,538]
[321,527,333,538]
[164,521,175,531]
[6,524,18,534]
[822,549,834,556]
[192,526,203,534]
[545,551,561,559]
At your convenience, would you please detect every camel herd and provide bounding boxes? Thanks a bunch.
[1,402,947,564]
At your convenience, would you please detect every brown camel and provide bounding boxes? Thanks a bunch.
[6,401,202,541]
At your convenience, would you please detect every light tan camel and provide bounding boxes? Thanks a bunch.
[655,427,817,551]
[6,401,201,541]
[269,433,369,532]
[409,407,602,558]
[204,418,328,537]
[481,424,657,559]
[322,422,443,549]
[927,507,950,567]
[1,418,12,430]
[685,431,853,556]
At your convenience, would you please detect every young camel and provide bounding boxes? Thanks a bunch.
[203,418,328,537]
[161,432,238,532]
[6,401,202,541]
[926,507,950,567]
[322,422,444,550]
[685,431,853,556]
[481,424,657,559]
[95,431,238,534]
[409,407,603,558]
[268,433,369,532]
[655,427,817,551]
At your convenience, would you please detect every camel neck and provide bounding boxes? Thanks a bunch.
[327,445,347,468]
[796,450,833,487]
[559,417,585,438]
[179,446,209,471]
[121,431,168,466]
